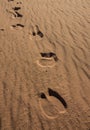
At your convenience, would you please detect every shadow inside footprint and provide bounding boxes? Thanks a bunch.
[0,29,4,31]
[37,31,44,38]
[12,24,24,29]
[15,11,23,17]
[16,24,24,27]
[40,52,58,62]
[32,32,36,36]
[39,91,67,119]
[48,88,67,108]
[8,0,14,2]
[12,7,21,11]
[40,93,47,99]
[40,52,56,58]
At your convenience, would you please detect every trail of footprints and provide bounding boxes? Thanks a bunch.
[6,0,66,120]
[7,0,58,67]
[39,88,67,119]
[28,24,58,67]
[7,0,24,29]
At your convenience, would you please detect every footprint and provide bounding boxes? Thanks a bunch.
[37,52,58,67]
[39,93,60,119]
[11,24,24,30]
[39,91,67,119]
[6,8,23,18]
[29,25,44,40]
[36,25,44,38]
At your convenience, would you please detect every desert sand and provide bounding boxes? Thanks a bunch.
[0,0,90,130]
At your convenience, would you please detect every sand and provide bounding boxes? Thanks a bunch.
[0,0,90,130]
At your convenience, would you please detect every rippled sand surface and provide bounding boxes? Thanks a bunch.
[0,0,90,130]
